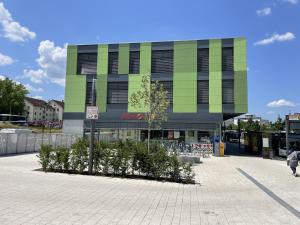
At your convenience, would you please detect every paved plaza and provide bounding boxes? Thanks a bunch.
[0,151,299,225]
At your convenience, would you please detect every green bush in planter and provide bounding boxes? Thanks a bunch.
[132,143,153,176]
[54,147,70,171]
[38,145,53,171]
[182,163,195,184]
[70,138,88,173]
[167,153,182,182]
[93,142,111,175]
[151,148,169,179]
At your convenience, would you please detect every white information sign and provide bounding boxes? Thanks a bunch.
[263,138,269,148]
[86,106,99,120]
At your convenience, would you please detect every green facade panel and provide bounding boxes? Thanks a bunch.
[234,38,248,113]
[96,75,107,112]
[97,44,108,74]
[66,45,77,75]
[127,43,151,113]
[140,43,152,74]
[173,41,197,113]
[209,39,222,113]
[128,74,149,112]
[96,44,108,112]
[118,44,129,74]
[64,75,86,112]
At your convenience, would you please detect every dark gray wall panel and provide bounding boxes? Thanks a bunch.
[77,45,98,53]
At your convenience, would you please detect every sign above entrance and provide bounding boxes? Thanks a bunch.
[121,113,144,120]
[86,106,99,120]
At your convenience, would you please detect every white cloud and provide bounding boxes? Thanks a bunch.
[24,83,44,93]
[257,7,272,16]
[267,99,296,108]
[23,69,46,84]
[0,52,13,66]
[0,74,5,80]
[254,32,295,46]
[282,0,298,4]
[32,95,44,100]
[23,40,66,86]
[0,2,36,42]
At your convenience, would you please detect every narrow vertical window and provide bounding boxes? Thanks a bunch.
[129,51,140,74]
[108,52,119,74]
[222,80,234,104]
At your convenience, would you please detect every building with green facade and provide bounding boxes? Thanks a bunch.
[64,38,247,143]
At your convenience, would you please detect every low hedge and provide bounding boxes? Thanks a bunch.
[37,138,195,184]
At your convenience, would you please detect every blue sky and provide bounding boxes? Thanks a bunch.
[0,0,299,121]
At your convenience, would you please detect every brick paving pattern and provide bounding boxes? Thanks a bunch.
[0,152,299,225]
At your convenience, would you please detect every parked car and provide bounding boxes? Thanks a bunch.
[0,128,33,134]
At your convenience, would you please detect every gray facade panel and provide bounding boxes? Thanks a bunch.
[107,74,128,82]
[222,104,235,113]
[129,43,140,51]
[108,44,119,52]
[151,41,173,50]
[197,40,209,48]
[222,38,234,47]
[77,45,98,53]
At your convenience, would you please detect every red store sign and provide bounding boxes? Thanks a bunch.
[121,113,144,120]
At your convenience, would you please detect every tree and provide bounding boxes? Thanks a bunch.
[0,78,28,115]
[273,115,284,131]
[129,74,170,152]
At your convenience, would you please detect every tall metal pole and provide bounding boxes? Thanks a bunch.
[88,78,96,175]
[285,115,289,153]
[238,118,241,150]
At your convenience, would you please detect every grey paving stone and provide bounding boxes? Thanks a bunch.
[0,153,299,225]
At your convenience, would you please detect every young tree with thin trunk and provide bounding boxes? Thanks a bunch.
[129,74,169,152]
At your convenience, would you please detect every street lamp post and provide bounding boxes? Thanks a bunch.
[88,78,96,175]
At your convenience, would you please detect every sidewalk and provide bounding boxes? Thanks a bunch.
[0,153,299,225]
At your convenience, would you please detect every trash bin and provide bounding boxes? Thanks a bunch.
[220,142,225,157]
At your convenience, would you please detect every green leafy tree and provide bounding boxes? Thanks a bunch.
[272,116,284,131]
[129,74,169,152]
[0,77,28,114]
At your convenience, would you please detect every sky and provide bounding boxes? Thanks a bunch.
[0,0,299,121]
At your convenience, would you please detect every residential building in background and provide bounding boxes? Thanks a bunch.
[225,113,271,127]
[48,100,64,122]
[63,38,248,142]
[24,97,64,127]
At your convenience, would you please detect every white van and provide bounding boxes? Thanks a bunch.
[0,128,33,134]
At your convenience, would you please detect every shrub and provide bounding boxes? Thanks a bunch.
[182,163,195,184]
[151,148,169,179]
[37,139,195,184]
[38,145,53,171]
[70,138,88,173]
[167,153,182,182]
[56,147,70,171]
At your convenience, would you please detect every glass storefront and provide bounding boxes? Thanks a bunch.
[89,129,214,144]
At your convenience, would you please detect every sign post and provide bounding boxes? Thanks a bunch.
[87,78,98,175]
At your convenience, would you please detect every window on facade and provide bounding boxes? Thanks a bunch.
[77,53,97,75]
[197,48,209,72]
[107,82,128,104]
[158,81,173,104]
[222,80,234,104]
[151,50,173,73]
[222,47,233,71]
[108,52,118,74]
[129,51,140,74]
[86,81,96,106]
[197,81,209,104]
